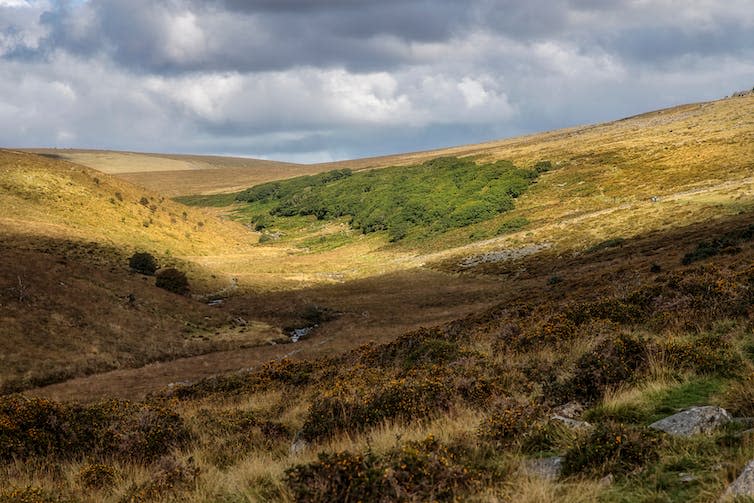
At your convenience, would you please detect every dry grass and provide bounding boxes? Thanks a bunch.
[25,148,333,196]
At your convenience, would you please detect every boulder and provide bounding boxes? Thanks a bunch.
[649,406,732,437]
[524,456,563,480]
[553,401,585,419]
[551,414,592,431]
[721,459,754,500]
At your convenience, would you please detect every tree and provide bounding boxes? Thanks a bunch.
[128,252,158,275]
[155,268,190,295]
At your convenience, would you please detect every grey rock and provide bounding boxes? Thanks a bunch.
[553,401,585,419]
[678,473,697,483]
[722,459,754,500]
[598,474,614,487]
[524,457,563,480]
[649,406,732,436]
[551,414,592,431]
[290,439,308,455]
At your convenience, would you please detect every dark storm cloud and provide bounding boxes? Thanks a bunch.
[24,0,754,74]
[0,0,752,161]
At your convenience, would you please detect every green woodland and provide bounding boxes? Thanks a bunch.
[235,157,548,241]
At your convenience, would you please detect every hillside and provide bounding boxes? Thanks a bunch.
[25,149,330,196]
[2,95,754,501]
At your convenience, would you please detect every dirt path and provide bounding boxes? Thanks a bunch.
[25,335,337,403]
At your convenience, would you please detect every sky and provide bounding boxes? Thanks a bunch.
[0,0,753,164]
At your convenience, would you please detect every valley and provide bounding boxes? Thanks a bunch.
[1,93,754,502]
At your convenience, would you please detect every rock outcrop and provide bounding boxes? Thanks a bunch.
[649,406,732,437]
[721,459,754,500]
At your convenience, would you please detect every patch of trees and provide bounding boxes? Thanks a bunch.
[236,157,545,241]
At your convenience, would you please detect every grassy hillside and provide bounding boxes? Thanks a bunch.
[26,149,328,196]
[0,149,256,260]
[0,150,285,393]
[2,95,754,500]
[3,214,754,501]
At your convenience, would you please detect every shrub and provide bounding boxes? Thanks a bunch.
[719,374,754,417]
[0,487,63,503]
[301,374,453,441]
[155,268,190,295]
[657,333,742,377]
[251,213,272,231]
[0,397,189,463]
[561,422,663,477]
[285,437,478,502]
[558,333,649,403]
[585,237,626,254]
[128,251,159,275]
[477,400,554,452]
[78,463,118,490]
[496,216,529,235]
[681,224,754,265]
[237,157,538,241]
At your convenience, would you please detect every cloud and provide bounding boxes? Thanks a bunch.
[0,0,752,162]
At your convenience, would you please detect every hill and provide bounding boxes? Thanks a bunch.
[25,149,330,196]
[2,94,754,501]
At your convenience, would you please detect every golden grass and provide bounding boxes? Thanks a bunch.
[25,148,331,196]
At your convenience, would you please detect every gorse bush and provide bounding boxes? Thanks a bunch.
[557,333,649,403]
[562,422,663,477]
[301,373,454,441]
[236,157,540,241]
[285,436,478,502]
[0,397,189,463]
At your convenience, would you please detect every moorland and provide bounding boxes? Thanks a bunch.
[1,92,754,501]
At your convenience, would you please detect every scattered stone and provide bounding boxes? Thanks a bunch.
[551,414,592,431]
[232,317,248,327]
[553,402,585,420]
[207,299,224,307]
[524,457,563,480]
[721,459,754,500]
[649,406,732,437]
[598,474,614,487]
[678,473,697,484]
[290,439,308,455]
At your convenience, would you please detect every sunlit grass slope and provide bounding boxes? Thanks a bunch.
[0,149,256,260]
[25,149,326,196]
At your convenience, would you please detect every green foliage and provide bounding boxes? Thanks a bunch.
[235,157,538,241]
[285,436,478,502]
[128,251,159,275]
[250,213,272,231]
[533,160,553,173]
[562,422,663,477]
[155,267,190,295]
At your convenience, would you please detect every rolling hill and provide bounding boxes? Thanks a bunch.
[2,93,754,501]
[24,149,332,196]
